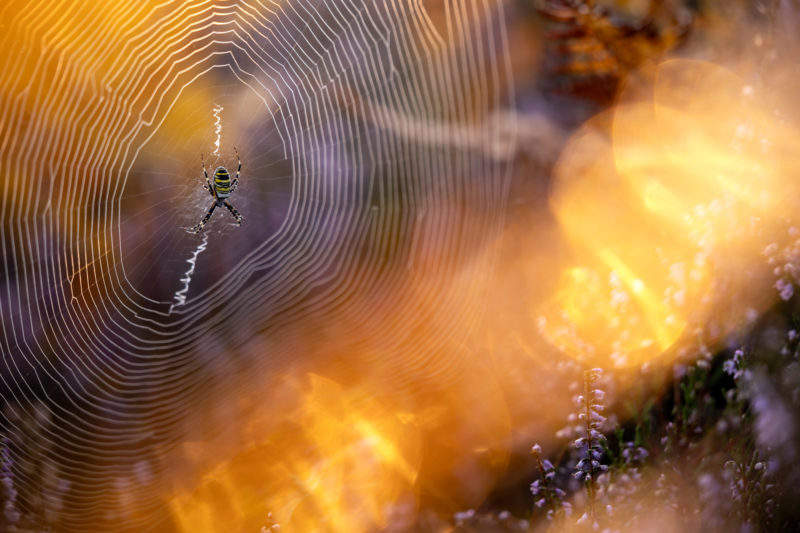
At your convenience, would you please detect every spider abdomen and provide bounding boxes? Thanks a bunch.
[213,167,232,198]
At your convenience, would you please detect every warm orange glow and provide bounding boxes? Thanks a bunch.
[169,374,422,533]
[539,59,800,368]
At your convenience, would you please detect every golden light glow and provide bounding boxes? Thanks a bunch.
[540,59,800,368]
[169,374,422,533]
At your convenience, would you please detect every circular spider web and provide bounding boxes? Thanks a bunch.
[0,0,512,530]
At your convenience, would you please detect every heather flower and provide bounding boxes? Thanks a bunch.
[572,368,608,527]
[531,443,571,520]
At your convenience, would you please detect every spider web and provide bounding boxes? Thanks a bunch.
[0,0,513,530]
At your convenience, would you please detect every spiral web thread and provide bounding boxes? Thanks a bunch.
[0,0,512,530]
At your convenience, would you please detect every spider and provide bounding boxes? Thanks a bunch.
[191,148,243,233]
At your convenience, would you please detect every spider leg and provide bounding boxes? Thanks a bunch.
[223,200,243,225]
[201,152,209,179]
[190,202,217,233]
[233,146,241,181]
[201,153,214,197]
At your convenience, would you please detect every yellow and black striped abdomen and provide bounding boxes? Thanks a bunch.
[213,167,231,198]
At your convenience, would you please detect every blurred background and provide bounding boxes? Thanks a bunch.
[2,0,800,531]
